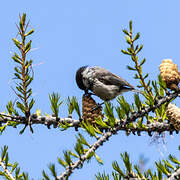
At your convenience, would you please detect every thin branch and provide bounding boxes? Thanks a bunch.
[0,158,15,180]
[0,113,80,127]
[0,90,179,131]
[130,32,152,97]
[57,90,180,179]
[57,131,113,180]
[117,90,180,126]
[167,168,180,180]
[0,113,176,134]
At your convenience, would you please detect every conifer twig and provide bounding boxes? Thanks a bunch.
[58,90,180,179]
[0,158,15,180]
[167,168,180,180]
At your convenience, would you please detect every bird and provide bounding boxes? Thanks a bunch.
[76,66,140,103]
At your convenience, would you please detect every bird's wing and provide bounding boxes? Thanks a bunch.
[93,67,135,89]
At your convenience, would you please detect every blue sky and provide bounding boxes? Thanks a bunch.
[0,0,180,179]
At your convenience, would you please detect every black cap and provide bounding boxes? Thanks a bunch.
[75,66,88,91]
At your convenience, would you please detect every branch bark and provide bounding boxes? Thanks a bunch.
[0,159,15,180]
[57,90,180,179]
[168,168,180,180]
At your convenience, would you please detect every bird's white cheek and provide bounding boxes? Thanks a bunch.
[82,79,89,88]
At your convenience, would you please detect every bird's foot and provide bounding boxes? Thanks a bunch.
[83,92,96,97]
[90,102,104,112]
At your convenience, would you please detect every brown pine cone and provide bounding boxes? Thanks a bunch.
[166,103,180,130]
[159,59,180,90]
[82,94,103,125]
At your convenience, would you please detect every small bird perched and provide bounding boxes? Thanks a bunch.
[76,66,139,101]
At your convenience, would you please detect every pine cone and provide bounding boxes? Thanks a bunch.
[166,103,180,130]
[159,59,180,90]
[82,94,103,125]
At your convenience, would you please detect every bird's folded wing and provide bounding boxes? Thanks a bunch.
[95,70,134,89]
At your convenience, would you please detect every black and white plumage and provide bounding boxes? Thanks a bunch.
[76,66,137,101]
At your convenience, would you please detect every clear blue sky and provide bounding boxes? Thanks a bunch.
[0,0,180,179]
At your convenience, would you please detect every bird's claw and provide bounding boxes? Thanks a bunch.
[83,92,95,97]
[90,103,103,112]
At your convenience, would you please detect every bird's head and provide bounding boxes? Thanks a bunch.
[76,66,88,91]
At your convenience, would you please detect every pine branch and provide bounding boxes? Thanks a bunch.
[167,168,180,180]
[57,131,112,179]
[116,90,180,126]
[0,146,28,179]
[0,113,178,134]
[12,14,35,117]
[0,159,15,180]
[96,146,180,180]
[12,13,35,133]
[55,90,180,179]
[0,113,80,129]
[0,90,179,133]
